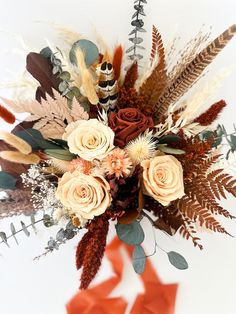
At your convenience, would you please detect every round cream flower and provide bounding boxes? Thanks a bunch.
[63,119,115,161]
[141,155,185,206]
[55,171,111,219]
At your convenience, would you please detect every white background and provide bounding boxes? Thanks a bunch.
[0,0,236,313]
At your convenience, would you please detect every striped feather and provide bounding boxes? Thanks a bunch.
[139,25,167,107]
[155,24,236,117]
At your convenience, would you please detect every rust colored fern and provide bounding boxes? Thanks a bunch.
[194,100,227,126]
[150,25,159,64]
[139,25,167,107]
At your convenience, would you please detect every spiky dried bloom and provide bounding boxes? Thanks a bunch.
[0,151,40,164]
[125,133,156,165]
[102,148,132,178]
[0,131,32,154]
[68,158,92,174]
[194,100,227,126]
[79,218,109,289]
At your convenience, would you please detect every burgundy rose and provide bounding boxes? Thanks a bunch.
[108,108,154,148]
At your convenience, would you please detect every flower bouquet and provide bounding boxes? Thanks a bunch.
[0,0,236,290]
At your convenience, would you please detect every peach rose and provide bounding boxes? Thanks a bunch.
[63,119,114,161]
[55,171,111,219]
[141,155,185,206]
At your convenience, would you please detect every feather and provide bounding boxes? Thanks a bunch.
[123,61,138,89]
[26,52,62,101]
[0,103,16,124]
[155,24,236,117]
[139,25,167,107]
[112,45,123,81]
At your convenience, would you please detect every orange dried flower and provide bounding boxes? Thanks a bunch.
[68,158,92,174]
[102,148,132,178]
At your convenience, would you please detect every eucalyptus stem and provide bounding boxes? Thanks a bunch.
[0,218,44,245]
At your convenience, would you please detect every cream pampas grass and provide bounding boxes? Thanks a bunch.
[0,131,32,154]
[0,151,40,164]
[50,157,70,174]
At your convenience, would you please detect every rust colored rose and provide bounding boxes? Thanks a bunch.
[108,108,154,148]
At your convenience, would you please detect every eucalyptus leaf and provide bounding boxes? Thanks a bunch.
[10,223,18,245]
[126,45,135,53]
[44,149,75,161]
[132,245,146,274]
[0,231,9,247]
[115,221,144,245]
[59,81,69,92]
[69,39,99,67]
[40,47,52,59]
[167,251,188,270]
[43,214,55,228]
[157,145,185,155]
[59,71,71,81]
[230,135,236,148]
[21,221,30,237]
[0,172,17,190]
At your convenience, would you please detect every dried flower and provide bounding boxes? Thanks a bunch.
[0,151,40,164]
[125,132,156,165]
[0,103,16,124]
[68,158,92,174]
[0,131,32,154]
[102,148,132,178]
[50,158,71,174]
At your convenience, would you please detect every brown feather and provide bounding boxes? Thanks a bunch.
[155,25,236,118]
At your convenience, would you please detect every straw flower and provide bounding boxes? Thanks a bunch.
[102,148,132,178]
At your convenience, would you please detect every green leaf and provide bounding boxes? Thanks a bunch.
[69,39,99,67]
[0,172,17,189]
[45,149,75,161]
[13,129,59,150]
[115,221,144,245]
[167,251,188,270]
[230,135,236,149]
[43,214,55,228]
[59,71,71,81]
[40,47,52,59]
[158,134,182,144]
[132,245,146,274]
[0,231,9,247]
[157,145,185,155]
[21,221,30,237]
[10,222,18,245]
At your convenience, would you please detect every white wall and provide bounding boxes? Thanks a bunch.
[0,1,236,313]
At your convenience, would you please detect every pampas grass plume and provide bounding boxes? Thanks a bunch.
[0,131,32,154]
[0,151,40,164]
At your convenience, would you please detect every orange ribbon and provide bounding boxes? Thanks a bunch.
[66,237,178,314]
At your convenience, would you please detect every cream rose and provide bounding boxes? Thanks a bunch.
[141,155,185,206]
[63,119,114,161]
[55,171,111,219]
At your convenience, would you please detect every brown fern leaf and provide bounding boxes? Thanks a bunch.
[123,61,138,90]
[139,25,167,107]
[155,25,236,118]
[150,25,159,64]
[208,171,236,199]
[75,231,92,270]
[179,218,203,250]
[175,196,230,235]
[79,219,109,289]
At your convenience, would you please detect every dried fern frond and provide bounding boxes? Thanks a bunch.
[155,24,236,118]
[1,90,88,139]
[139,26,167,107]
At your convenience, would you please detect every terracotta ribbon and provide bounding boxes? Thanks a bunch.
[66,237,178,314]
